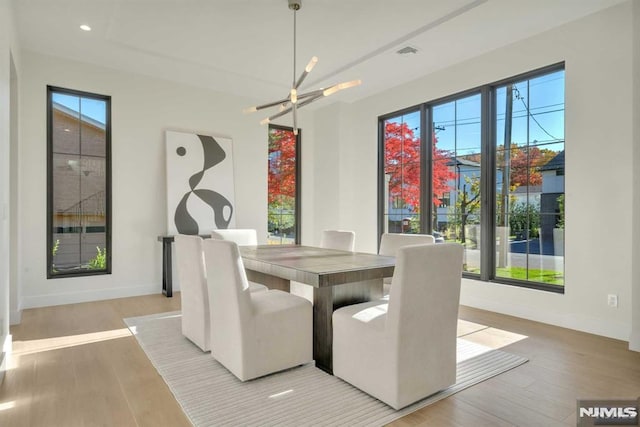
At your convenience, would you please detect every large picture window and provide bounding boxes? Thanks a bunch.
[47,86,111,278]
[268,125,300,244]
[378,64,564,292]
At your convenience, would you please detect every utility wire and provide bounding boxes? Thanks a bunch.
[514,87,560,141]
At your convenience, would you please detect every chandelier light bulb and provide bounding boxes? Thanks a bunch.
[305,57,318,73]
[323,80,362,97]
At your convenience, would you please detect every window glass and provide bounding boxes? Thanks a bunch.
[268,126,300,244]
[382,110,421,234]
[432,93,482,274]
[494,70,565,287]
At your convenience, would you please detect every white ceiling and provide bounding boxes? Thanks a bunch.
[12,0,626,105]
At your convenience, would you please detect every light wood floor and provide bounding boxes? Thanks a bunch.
[1,293,638,427]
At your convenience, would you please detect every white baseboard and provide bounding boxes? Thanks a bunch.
[629,332,640,352]
[0,334,11,384]
[461,282,630,342]
[21,284,161,309]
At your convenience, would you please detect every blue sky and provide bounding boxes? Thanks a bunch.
[52,92,107,124]
[388,69,565,156]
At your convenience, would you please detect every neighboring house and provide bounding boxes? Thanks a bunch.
[539,150,565,254]
[434,157,483,233]
[51,102,107,269]
[511,185,542,206]
[385,156,491,235]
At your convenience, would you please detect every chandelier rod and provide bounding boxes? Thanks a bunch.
[293,6,297,87]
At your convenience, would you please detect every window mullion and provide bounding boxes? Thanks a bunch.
[421,104,431,234]
[481,85,495,282]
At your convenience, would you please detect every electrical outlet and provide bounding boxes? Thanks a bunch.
[607,294,618,308]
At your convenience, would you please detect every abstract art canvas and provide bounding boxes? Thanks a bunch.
[165,130,235,235]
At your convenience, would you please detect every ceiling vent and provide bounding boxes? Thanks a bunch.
[396,45,419,55]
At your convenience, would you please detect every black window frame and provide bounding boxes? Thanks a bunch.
[47,85,112,279]
[378,62,565,293]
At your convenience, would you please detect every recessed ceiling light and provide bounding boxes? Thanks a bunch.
[80,24,91,32]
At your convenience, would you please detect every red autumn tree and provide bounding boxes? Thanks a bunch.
[384,122,453,212]
[507,143,557,187]
[431,130,455,205]
[268,128,297,203]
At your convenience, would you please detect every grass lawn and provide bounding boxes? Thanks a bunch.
[463,266,564,286]
[496,266,564,286]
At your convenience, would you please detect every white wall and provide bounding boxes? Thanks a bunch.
[18,51,274,308]
[310,2,636,342]
[631,0,640,351]
[0,0,21,377]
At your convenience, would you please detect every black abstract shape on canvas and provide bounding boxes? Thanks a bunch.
[173,134,234,234]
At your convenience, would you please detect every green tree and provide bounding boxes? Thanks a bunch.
[453,175,481,244]
[509,202,540,239]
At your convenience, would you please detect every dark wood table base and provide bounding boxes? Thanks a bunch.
[311,279,383,373]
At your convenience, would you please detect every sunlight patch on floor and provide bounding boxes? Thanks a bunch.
[458,320,528,351]
[0,401,16,411]
[12,328,133,356]
[457,319,489,337]
[268,389,294,399]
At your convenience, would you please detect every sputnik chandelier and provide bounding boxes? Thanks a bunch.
[243,0,361,134]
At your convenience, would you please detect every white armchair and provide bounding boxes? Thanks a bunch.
[332,243,463,409]
[174,234,211,351]
[211,229,258,246]
[203,239,313,381]
[378,233,436,294]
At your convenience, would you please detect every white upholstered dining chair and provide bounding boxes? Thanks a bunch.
[203,239,313,381]
[174,234,211,351]
[378,232,436,256]
[378,232,436,294]
[320,230,356,251]
[210,229,268,293]
[174,234,267,352]
[211,229,258,246]
[332,243,463,409]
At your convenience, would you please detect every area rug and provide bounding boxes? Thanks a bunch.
[124,312,527,427]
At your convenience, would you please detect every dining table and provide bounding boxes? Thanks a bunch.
[238,244,395,374]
